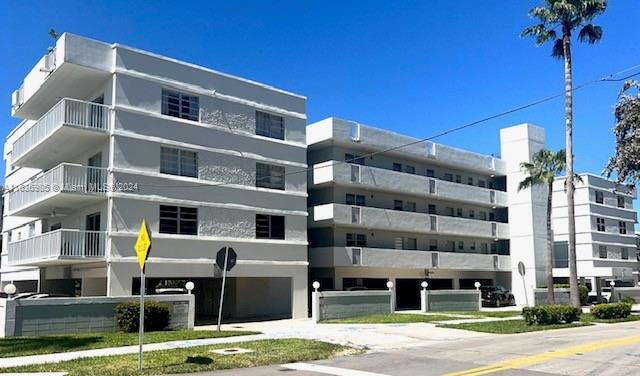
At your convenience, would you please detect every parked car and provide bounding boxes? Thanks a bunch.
[10,292,37,300]
[24,293,70,299]
[480,286,515,307]
[155,288,187,295]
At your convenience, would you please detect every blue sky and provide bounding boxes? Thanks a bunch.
[1,1,639,181]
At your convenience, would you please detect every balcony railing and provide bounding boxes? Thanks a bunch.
[13,98,111,161]
[7,229,106,266]
[7,163,108,213]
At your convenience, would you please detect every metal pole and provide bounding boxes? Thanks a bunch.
[522,275,529,307]
[217,247,229,332]
[138,270,145,370]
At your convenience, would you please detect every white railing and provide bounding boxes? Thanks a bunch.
[13,98,111,160]
[7,163,108,213]
[7,229,106,266]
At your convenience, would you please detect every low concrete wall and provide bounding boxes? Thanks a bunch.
[420,290,480,312]
[611,287,640,302]
[1,294,194,337]
[312,290,392,322]
[534,288,571,305]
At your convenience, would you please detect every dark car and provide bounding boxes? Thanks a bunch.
[480,286,515,307]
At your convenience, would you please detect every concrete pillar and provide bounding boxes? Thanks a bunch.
[291,272,308,319]
[420,289,428,312]
[311,291,320,323]
[500,124,547,306]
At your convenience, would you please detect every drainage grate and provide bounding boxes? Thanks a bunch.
[211,347,255,355]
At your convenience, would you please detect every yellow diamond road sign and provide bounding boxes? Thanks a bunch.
[134,220,152,271]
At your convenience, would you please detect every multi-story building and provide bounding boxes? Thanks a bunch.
[307,118,513,309]
[552,174,638,290]
[1,33,308,320]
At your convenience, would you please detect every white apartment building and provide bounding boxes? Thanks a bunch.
[552,174,638,289]
[1,33,308,320]
[307,118,514,309]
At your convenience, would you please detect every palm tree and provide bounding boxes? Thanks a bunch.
[519,149,567,304]
[522,0,607,307]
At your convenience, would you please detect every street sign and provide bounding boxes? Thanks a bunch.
[134,220,152,272]
[518,261,526,277]
[216,247,237,272]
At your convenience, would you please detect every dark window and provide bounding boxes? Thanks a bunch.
[456,208,463,217]
[490,243,497,254]
[467,177,473,185]
[426,169,435,177]
[405,202,417,212]
[256,163,285,190]
[470,241,476,251]
[481,243,488,254]
[596,217,605,232]
[428,204,436,214]
[619,221,627,234]
[346,233,367,247]
[256,214,285,239]
[458,241,464,250]
[599,245,607,258]
[346,193,366,206]
[489,212,496,221]
[404,165,415,174]
[394,200,404,211]
[405,237,417,250]
[345,153,365,165]
[429,239,438,251]
[159,205,198,235]
[595,190,604,204]
[393,163,402,172]
[622,248,629,260]
[618,196,625,208]
[455,175,462,184]
[478,180,486,188]
[162,89,199,121]
[479,211,487,220]
[469,210,475,218]
[444,173,453,182]
[160,147,198,177]
[256,111,284,140]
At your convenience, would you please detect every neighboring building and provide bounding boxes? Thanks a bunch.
[552,174,638,289]
[1,33,308,320]
[307,118,514,309]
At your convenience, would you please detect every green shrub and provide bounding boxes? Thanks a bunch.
[115,301,171,332]
[591,302,632,320]
[522,305,582,325]
[578,285,589,306]
[621,296,637,305]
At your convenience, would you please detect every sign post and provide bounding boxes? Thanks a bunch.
[216,246,237,332]
[134,220,152,370]
[517,261,529,307]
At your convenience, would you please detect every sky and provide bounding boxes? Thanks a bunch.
[0,1,639,189]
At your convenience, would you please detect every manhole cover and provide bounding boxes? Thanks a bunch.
[211,347,254,355]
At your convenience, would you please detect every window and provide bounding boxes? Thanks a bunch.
[159,205,198,235]
[458,241,464,250]
[455,174,462,184]
[405,202,417,212]
[256,214,285,239]
[470,241,476,251]
[428,204,436,214]
[256,163,285,190]
[489,212,496,221]
[256,111,284,140]
[599,245,607,259]
[394,200,404,211]
[619,221,627,234]
[160,147,198,177]
[393,163,402,172]
[447,240,455,251]
[479,211,487,220]
[444,173,453,182]
[405,165,415,174]
[469,210,475,219]
[622,248,629,260]
[490,243,497,254]
[346,233,367,247]
[404,237,417,250]
[445,207,454,216]
[456,208,463,217]
[426,169,435,177]
[346,194,366,206]
[345,153,365,165]
[429,239,438,251]
[595,190,604,204]
[478,180,486,188]
[596,217,605,232]
[162,89,199,121]
[618,196,625,208]
[28,223,35,238]
[481,243,488,254]
[7,231,12,243]
[467,177,473,185]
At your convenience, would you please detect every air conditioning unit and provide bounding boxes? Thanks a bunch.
[40,50,56,73]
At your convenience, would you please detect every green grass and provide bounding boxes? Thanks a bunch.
[440,311,522,318]
[437,319,592,334]
[323,313,459,324]
[580,313,640,324]
[0,330,258,358]
[2,339,354,376]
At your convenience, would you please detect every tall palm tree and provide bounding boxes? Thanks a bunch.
[519,149,567,304]
[522,0,607,307]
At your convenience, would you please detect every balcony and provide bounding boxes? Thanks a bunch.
[6,163,108,217]
[12,98,111,169]
[313,161,507,207]
[7,229,106,266]
[311,203,509,239]
[309,246,511,271]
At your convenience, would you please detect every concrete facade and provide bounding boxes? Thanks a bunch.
[2,33,308,320]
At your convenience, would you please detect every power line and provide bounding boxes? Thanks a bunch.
[124,63,640,191]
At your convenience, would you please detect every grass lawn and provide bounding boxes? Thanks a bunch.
[437,319,591,334]
[580,313,640,324]
[0,330,258,358]
[323,313,460,324]
[3,339,354,376]
[439,311,522,318]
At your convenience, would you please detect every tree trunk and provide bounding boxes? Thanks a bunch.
[546,181,555,304]
[563,25,581,308]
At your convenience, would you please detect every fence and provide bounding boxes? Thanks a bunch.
[312,291,392,323]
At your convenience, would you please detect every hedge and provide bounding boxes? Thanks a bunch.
[591,302,632,320]
[522,305,582,325]
[115,301,171,332]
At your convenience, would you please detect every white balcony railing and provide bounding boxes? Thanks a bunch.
[7,163,108,213]
[7,229,106,266]
[13,98,111,161]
